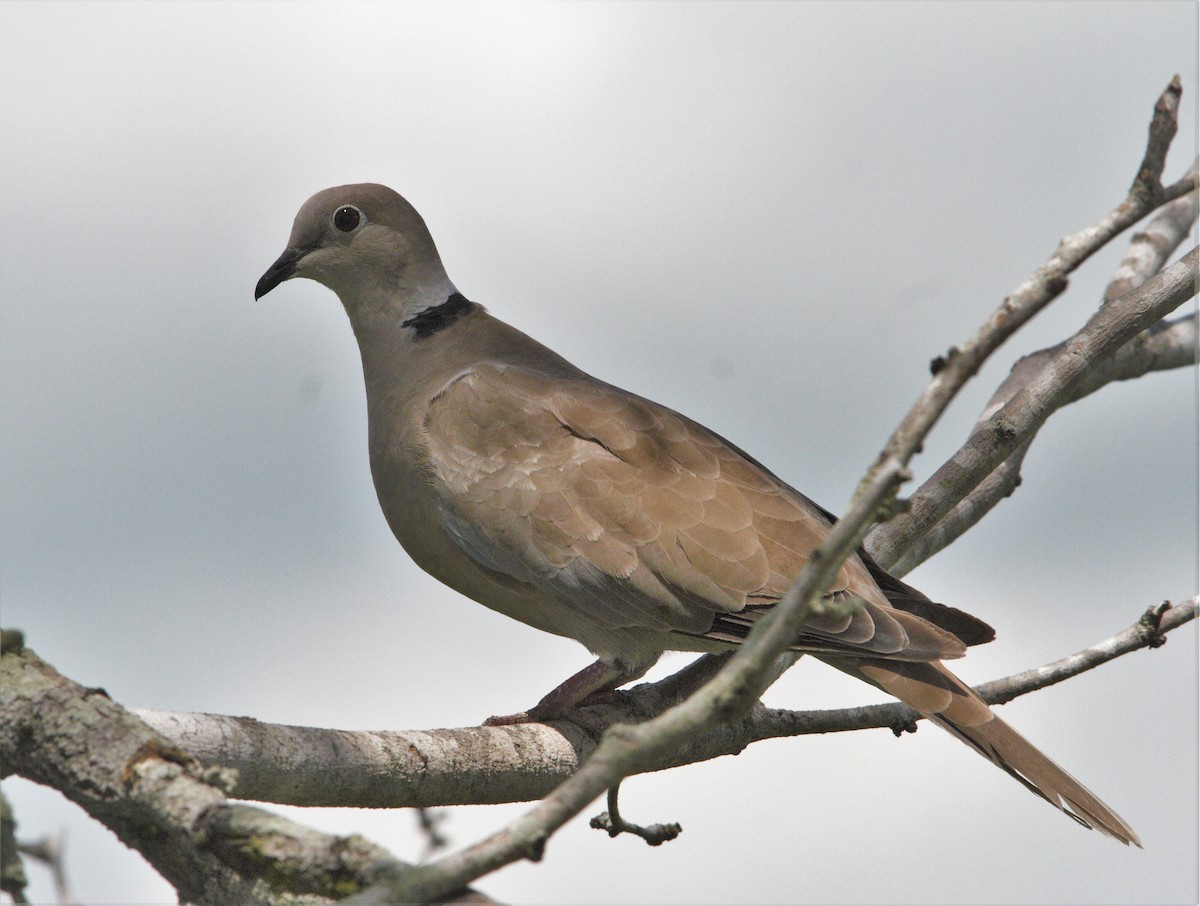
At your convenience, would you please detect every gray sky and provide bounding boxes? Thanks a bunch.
[2,2,1196,903]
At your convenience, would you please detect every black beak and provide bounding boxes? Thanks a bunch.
[255,247,308,299]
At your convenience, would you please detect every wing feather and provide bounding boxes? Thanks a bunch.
[424,364,967,661]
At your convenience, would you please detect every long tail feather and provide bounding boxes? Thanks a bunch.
[832,657,1142,846]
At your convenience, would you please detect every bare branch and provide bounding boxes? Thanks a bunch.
[130,597,1195,813]
[1131,75,1182,200]
[132,708,596,808]
[870,245,1198,572]
[0,631,498,905]
[1107,157,1198,301]
[885,150,1195,576]
[885,439,1030,578]
[868,77,1197,571]
[975,600,1189,704]
[888,308,1198,576]
[750,597,1197,742]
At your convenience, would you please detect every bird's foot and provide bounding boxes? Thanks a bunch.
[482,702,610,737]
[482,689,587,726]
[482,708,545,727]
[482,659,635,728]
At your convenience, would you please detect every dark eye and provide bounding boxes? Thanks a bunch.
[333,205,363,233]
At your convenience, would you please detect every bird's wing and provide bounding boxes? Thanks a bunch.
[423,363,966,661]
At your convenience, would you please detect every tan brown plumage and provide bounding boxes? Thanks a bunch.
[256,182,1141,846]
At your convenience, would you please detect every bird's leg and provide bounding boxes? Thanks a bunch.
[484,659,634,726]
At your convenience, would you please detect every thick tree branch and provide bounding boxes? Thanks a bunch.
[0,631,490,906]
[132,709,595,809]
[129,597,1196,810]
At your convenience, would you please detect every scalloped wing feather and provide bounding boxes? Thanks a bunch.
[424,365,967,661]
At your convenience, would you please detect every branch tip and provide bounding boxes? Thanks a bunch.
[1133,77,1184,198]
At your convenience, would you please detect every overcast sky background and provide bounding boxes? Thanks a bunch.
[2,2,1197,903]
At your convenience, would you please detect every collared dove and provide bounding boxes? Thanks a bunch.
[256,183,1140,846]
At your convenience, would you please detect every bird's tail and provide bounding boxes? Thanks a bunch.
[836,657,1142,847]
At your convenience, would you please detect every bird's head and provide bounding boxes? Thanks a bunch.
[255,184,455,311]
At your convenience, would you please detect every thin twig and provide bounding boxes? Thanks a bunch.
[588,783,682,846]
[1131,75,1182,200]
[752,598,1197,741]
[974,600,1188,704]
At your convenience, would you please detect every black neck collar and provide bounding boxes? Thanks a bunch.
[401,292,475,339]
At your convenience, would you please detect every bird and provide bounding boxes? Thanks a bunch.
[255,183,1140,846]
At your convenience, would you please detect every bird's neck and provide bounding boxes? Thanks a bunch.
[343,285,584,417]
[339,272,454,356]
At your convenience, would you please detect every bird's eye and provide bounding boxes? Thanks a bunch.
[333,205,364,233]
